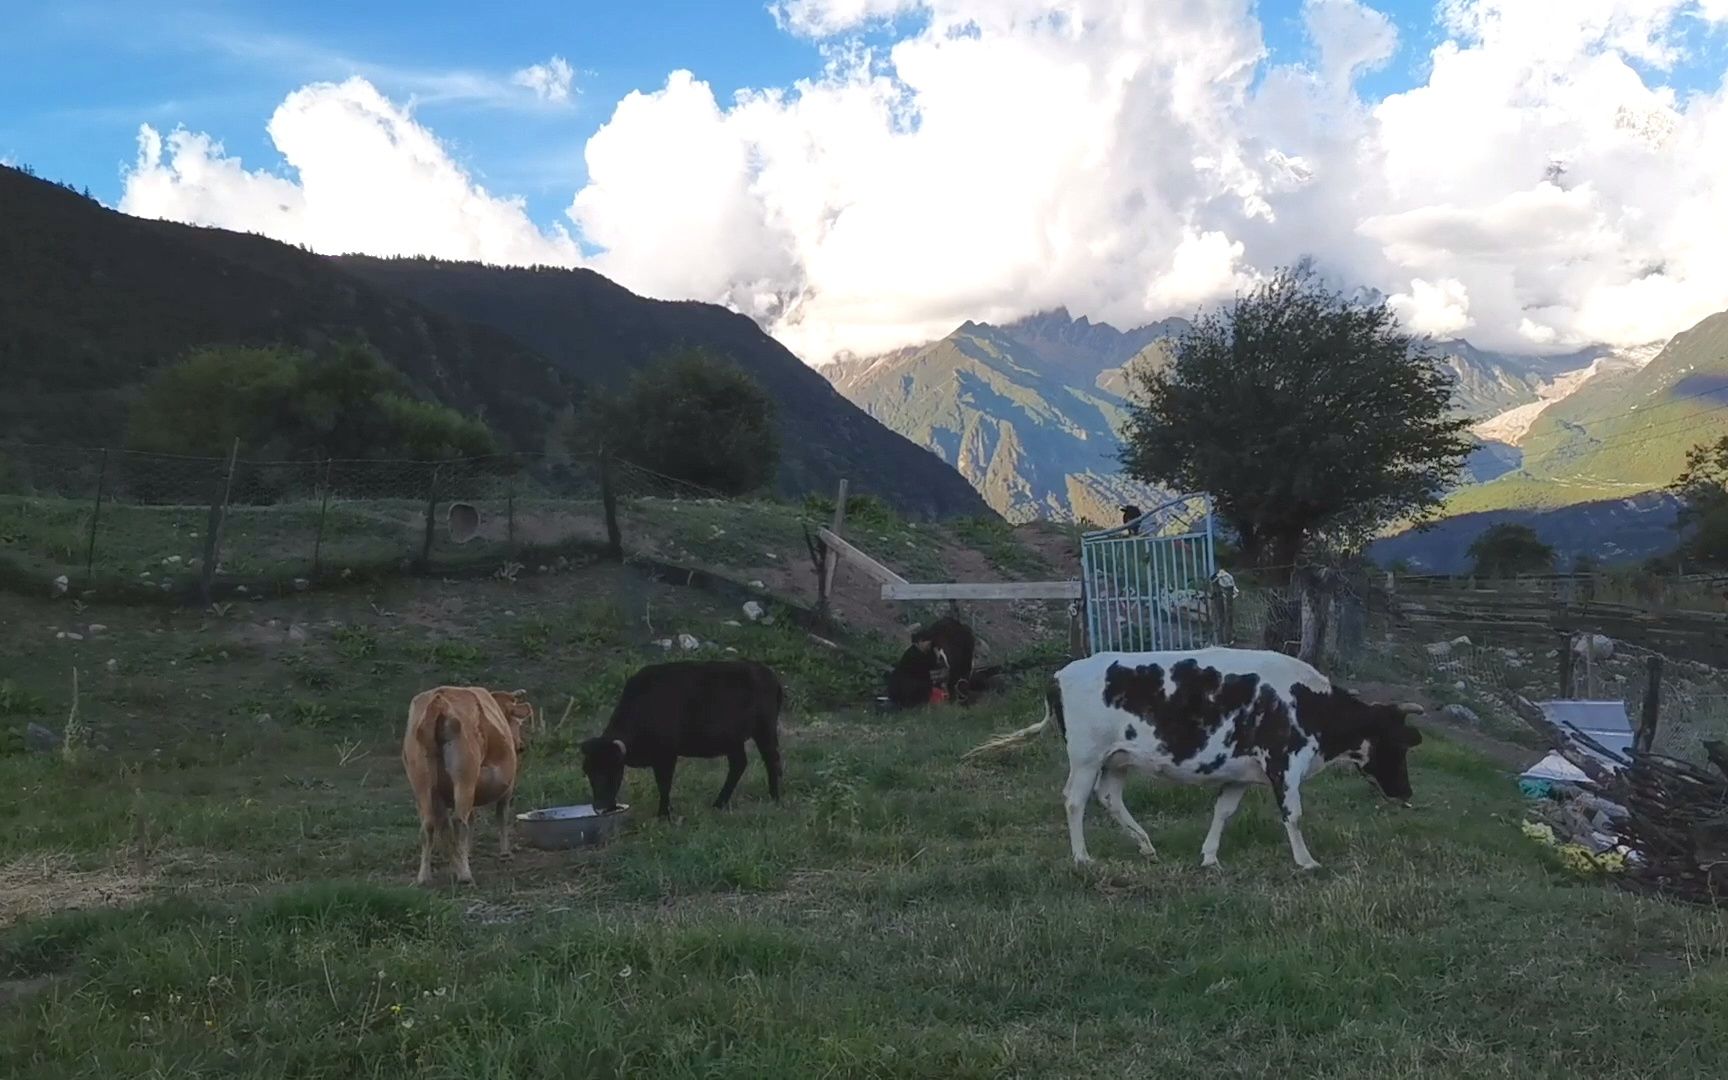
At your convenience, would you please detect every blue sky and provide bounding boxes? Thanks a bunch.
[2,0,1456,220]
[5,1,1726,362]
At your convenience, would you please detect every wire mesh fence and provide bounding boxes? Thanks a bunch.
[0,442,727,602]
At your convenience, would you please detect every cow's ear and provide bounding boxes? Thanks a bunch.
[613,739,628,757]
[1402,725,1423,747]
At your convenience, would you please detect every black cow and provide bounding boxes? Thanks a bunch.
[579,660,784,818]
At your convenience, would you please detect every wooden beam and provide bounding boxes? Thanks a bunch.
[820,479,848,601]
[816,527,908,587]
[881,581,1082,601]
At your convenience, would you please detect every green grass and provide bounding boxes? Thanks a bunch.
[4,563,1728,1077]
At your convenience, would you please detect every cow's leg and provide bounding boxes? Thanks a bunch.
[652,758,677,818]
[1274,774,1321,871]
[448,780,478,885]
[494,794,514,860]
[415,801,445,887]
[714,745,749,809]
[1200,783,1250,868]
[1094,766,1157,858]
[755,730,783,803]
[1062,758,1102,865]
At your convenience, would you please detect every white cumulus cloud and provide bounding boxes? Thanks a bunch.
[120,1,1728,364]
[513,56,575,104]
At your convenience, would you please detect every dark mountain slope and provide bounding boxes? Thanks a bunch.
[0,165,573,451]
[337,256,993,518]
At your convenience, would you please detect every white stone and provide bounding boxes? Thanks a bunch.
[87,624,107,634]
[164,555,182,565]
[51,575,69,597]
[293,578,310,592]
[742,601,766,622]
[105,658,119,673]
[749,580,766,591]
[677,633,701,650]
[655,638,673,649]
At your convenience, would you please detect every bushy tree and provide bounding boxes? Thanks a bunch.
[1670,436,1728,567]
[591,348,779,495]
[1467,523,1555,577]
[128,341,496,460]
[1120,264,1471,574]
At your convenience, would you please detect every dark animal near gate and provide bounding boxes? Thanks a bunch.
[964,647,1424,869]
[910,615,975,701]
[580,660,784,818]
[885,645,940,708]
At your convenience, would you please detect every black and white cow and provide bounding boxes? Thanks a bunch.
[964,648,1424,870]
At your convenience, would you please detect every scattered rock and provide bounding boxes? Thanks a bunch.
[1572,633,1614,661]
[87,624,107,635]
[236,586,248,595]
[1425,641,1452,658]
[105,658,119,673]
[1450,635,1473,648]
[56,631,84,642]
[748,580,767,591]
[765,552,779,560]
[724,646,738,653]
[286,625,308,644]
[503,610,515,617]
[293,578,310,592]
[1453,680,1467,691]
[677,633,701,651]
[51,575,69,598]
[341,568,353,580]
[1441,704,1482,728]
[723,619,742,627]
[164,555,182,565]
[539,566,550,573]
[654,638,674,649]
[25,724,62,754]
[742,601,766,622]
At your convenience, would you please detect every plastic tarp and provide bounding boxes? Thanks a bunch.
[1518,700,1635,785]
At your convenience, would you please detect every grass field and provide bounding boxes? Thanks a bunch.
[4,538,1728,1077]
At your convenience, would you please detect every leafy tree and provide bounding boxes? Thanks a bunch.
[1119,264,1471,574]
[127,341,497,460]
[591,348,779,495]
[1670,436,1728,567]
[1467,523,1555,577]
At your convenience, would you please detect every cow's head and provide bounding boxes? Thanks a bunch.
[491,689,535,755]
[1357,702,1425,802]
[578,737,629,812]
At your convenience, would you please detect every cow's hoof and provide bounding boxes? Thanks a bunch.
[1138,846,1159,860]
[1296,861,1323,873]
[1200,857,1221,871]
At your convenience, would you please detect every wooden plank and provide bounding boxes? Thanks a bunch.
[816,527,908,587]
[820,480,848,602]
[881,580,1082,601]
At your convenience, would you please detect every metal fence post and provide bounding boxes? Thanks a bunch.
[417,463,441,573]
[199,439,240,606]
[506,456,518,554]
[311,457,333,579]
[84,448,109,588]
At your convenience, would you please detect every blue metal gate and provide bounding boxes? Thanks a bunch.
[1080,494,1217,654]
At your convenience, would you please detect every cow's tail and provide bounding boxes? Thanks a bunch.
[961,682,1062,761]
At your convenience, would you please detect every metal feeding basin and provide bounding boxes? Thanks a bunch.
[515,804,631,850]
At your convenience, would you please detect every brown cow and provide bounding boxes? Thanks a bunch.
[401,686,534,886]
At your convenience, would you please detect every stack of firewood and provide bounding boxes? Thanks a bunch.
[1513,694,1728,906]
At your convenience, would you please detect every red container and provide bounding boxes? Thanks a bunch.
[929,686,948,705]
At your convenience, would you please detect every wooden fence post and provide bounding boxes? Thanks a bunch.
[311,457,333,579]
[84,448,109,588]
[506,456,518,554]
[199,439,240,606]
[416,463,440,573]
[819,479,848,612]
[1557,632,1575,699]
[598,450,623,561]
[1636,654,1663,756]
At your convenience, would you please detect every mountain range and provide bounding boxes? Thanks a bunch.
[0,165,990,520]
[824,302,1728,570]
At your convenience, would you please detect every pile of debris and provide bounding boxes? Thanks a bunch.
[1513,694,1728,905]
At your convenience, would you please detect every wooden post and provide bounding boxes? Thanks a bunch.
[416,463,440,573]
[598,450,623,561]
[311,457,333,579]
[1636,654,1663,756]
[1557,632,1575,699]
[819,479,847,610]
[84,448,109,587]
[199,439,240,606]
